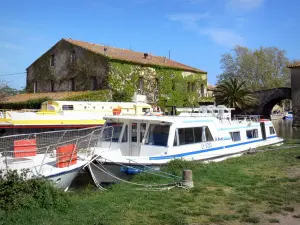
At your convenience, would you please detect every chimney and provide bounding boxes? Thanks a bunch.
[164,57,167,63]
[144,53,149,59]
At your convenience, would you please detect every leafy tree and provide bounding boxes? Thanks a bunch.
[214,77,257,109]
[218,46,293,91]
[0,81,24,98]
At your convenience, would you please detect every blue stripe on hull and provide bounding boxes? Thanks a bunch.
[149,135,279,160]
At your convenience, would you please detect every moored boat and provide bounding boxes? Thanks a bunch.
[0,100,152,137]
[0,126,107,190]
[283,111,293,120]
[86,106,284,184]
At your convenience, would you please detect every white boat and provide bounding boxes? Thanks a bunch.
[283,111,293,120]
[87,106,284,184]
[0,126,106,191]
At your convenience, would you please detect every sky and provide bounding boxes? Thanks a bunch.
[0,0,299,89]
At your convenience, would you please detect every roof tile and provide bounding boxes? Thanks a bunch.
[63,38,207,73]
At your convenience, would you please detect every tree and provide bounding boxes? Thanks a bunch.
[214,77,257,109]
[218,46,292,91]
[0,80,24,99]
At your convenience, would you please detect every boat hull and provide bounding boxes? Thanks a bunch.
[47,167,83,191]
[87,137,284,184]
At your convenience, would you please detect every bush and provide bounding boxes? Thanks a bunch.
[0,170,69,211]
[64,90,111,101]
[0,97,49,110]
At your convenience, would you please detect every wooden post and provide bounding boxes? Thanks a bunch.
[182,169,194,188]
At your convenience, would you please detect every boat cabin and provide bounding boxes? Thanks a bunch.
[40,101,152,115]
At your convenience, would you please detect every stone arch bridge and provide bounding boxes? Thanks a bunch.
[247,88,291,118]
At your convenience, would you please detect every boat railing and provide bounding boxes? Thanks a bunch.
[0,126,113,176]
[232,115,261,123]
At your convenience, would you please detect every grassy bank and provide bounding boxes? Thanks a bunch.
[1,145,300,225]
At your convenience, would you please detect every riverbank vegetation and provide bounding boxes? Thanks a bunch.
[1,144,300,225]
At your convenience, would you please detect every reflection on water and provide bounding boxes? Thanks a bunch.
[272,119,300,140]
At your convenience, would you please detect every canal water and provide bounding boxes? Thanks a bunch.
[272,119,300,140]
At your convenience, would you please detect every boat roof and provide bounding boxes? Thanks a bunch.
[104,115,217,123]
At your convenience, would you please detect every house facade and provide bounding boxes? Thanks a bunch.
[26,38,211,106]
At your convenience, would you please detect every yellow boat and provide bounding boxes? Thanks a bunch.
[0,100,152,136]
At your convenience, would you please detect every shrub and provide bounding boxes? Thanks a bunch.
[0,170,69,211]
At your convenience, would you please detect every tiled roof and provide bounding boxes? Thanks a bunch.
[63,38,207,73]
[207,85,215,90]
[287,62,300,68]
[1,91,87,103]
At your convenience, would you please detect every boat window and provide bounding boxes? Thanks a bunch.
[269,126,275,135]
[229,132,241,142]
[142,108,149,112]
[176,126,213,145]
[105,123,127,142]
[214,110,218,113]
[145,124,170,147]
[246,129,258,139]
[62,105,74,110]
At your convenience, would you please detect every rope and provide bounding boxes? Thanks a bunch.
[91,161,180,188]
[96,156,181,181]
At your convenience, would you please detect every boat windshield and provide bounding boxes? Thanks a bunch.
[144,124,170,147]
[105,123,127,142]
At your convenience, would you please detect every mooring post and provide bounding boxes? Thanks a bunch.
[182,169,194,188]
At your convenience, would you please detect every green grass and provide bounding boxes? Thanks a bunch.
[1,145,300,225]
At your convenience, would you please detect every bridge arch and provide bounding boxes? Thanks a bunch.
[253,88,291,118]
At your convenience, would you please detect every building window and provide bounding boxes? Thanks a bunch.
[50,54,55,66]
[70,78,75,91]
[246,129,258,139]
[172,80,176,91]
[191,83,196,92]
[50,80,55,92]
[269,126,276,135]
[139,77,144,91]
[70,51,76,63]
[155,78,159,90]
[230,132,241,142]
[201,84,205,96]
[92,77,97,90]
[33,81,37,93]
[187,82,191,92]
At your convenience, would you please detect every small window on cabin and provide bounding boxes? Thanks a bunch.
[50,54,55,66]
[105,123,127,142]
[142,108,149,112]
[84,106,87,109]
[70,51,76,63]
[145,124,170,147]
[92,77,97,90]
[62,105,74,110]
[269,127,276,135]
[246,129,258,139]
[93,106,95,109]
[177,126,213,145]
[230,132,241,142]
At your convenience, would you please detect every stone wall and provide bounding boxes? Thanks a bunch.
[291,68,300,127]
[26,40,109,93]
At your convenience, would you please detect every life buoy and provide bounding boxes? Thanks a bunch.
[112,107,122,115]
[259,119,268,122]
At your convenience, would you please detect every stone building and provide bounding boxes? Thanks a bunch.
[26,38,210,105]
